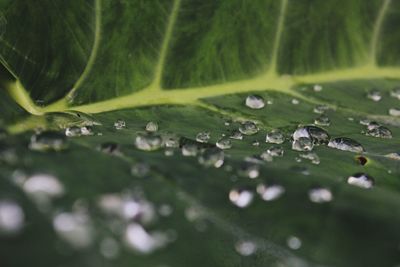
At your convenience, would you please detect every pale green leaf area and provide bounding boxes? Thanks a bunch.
[0,0,400,267]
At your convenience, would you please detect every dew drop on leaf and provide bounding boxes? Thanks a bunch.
[229,188,254,208]
[0,200,24,234]
[29,131,68,152]
[230,130,243,140]
[266,146,284,157]
[131,162,150,177]
[328,137,364,153]
[308,187,333,203]
[145,121,158,132]
[198,148,224,168]
[313,84,323,92]
[314,114,331,126]
[98,142,120,155]
[252,140,260,146]
[238,162,260,179]
[216,138,232,150]
[196,131,210,143]
[365,126,392,139]
[245,94,265,109]
[114,119,126,130]
[292,137,314,152]
[347,173,374,189]
[299,152,320,164]
[366,89,382,102]
[389,108,400,117]
[256,183,285,201]
[65,126,82,137]
[390,87,400,100]
[293,126,330,145]
[291,98,300,105]
[235,240,257,256]
[135,133,162,151]
[313,104,330,114]
[266,129,285,144]
[239,121,259,135]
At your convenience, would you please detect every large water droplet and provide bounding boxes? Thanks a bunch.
[29,131,68,151]
[266,129,285,144]
[229,188,254,208]
[328,137,364,153]
[198,148,224,168]
[245,95,265,109]
[135,133,162,151]
[196,131,210,143]
[0,200,24,234]
[239,121,259,135]
[367,89,382,102]
[308,187,333,203]
[293,126,330,145]
[256,183,285,201]
[216,138,232,150]
[347,173,374,189]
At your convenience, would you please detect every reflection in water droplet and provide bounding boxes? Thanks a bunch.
[235,240,257,256]
[359,118,371,126]
[145,121,158,132]
[367,89,382,102]
[328,137,364,153]
[53,211,93,249]
[196,132,210,143]
[100,237,120,259]
[389,108,400,117]
[256,184,285,201]
[29,131,68,152]
[114,119,126,130]
[314,114,331,126]
[216,138,232,150]
[135,133,163,151]
[229,188,254,208]
[308,187,333,203]
[0,200,24,234]
[299,152,320,165]
[347,173,374,189]
[198,148,224,168]
[287,236,302,250]
[292,137,314,152]
[390,88,400,100]
[266,129,285,144]
[245,95,265,109]
[239,121,259,135]
[124,223,168,254]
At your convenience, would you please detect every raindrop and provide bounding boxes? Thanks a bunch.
[292,137,314,152]
[164,135,180,148]
[313,84,323,92]
[196,132,210,143]
[114,119,126,130]
[293,126,330,145]
[328,137,364,153]
[389,108,400,117]
[230,130,243,140]
[216,138,232,150]
[145,121,158,132]
[365,126,392,139]
[347,173,374,189]
[124,223,168,254]
[366,89,382,102]
[182,143,198,156]
[256,184,285,201]
[239,121,259,135]
[29,131,68,152]
[229,188,254,208]
[390,88,400,100]
[135,133,162,151]
[314,114,331,126]
[366,121,380,130]
[287,236,302,250]
[65,126,82,137]
[266,129,285,144]
[0,200,24,234]
[299,152,320,165]
[308,187,333,203]
[198,148,224,168]
[245,95,265,109]
[313,104,330,114]
[291,99,300,105]
[266,146,284,157]
[235,240,257,256]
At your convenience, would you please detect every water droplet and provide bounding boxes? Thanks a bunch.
[164,135,180,148]
[29,131,68,151]
[124,223,168,254]
[252,140,260,146]
[196,131,210,143]
[260,151,273,162]
[65,126,82,137]
[292,137,314,152]
[293,126,330,145]
[100,237,120,259]
[145,121,158,132]
[347,173,374,189]
[359,118,371,126]
[328,137,364,153]
[235,240,257,256]
[230,130,243,140]
[198,148,224,168]
[266,129,285,144]
[287,236,302,250]
[365,126,392,139]
[131,162,150,177]
[239,121,259,135]
[308,187,333,203]
[238,163,260,179]
[245,95,265,109]
[313,84,323,92]
[182,143,198,156]
[114,119,126,130]
[291,99,300,105]
[135,133,162,151]
[80,126,94,136]
[385,152,400,160]
[366,121,380,130]
[313,104,330,114]
[314,114,331,126]
[299,152,320,164]
[0,200,24,234]
[23,173,65,199]
[98,142,121,155]
[53,210,93,249]
[390,88,400,100]
[389,108,400,117]
[367,89,382,102]
[229,188,254,208]
[266,146,284,157]
[216,138,232,149]
[256,184,285,201]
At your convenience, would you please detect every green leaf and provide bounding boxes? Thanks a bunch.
[1,1,400,267]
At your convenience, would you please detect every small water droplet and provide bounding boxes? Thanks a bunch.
[235,240,257,256]
[245,95,265,109]
[216,138,232,149]
[198,148,224,168]
[266,129,285,144]
[365,126,392,139]
[313,104,330,114]
[328,137,364,153]
[80,126,94,136]
[293,126,330,145]
[230,130,243,140]
[367,89,382,102]
[65,126,82,137]
[229,188,254,208]
[292,137,314,152]
[135,133,162,151]
[29,131,68,151]
[164,148,174,156]
[252,140,260,146]
[299,152,320,164]
[390,88,400,100]
[239,121,259,135]
[314,114,331,126]
[145,121,158,132]
[124,223,168,254]
[0,200,24,234]
[181,143,198,156]
[256,184,285,201]
[164,135,180,148]
[291,99,300,105]
[266,146,284,157]
[313,84,323,92]
[287,236,302,250]
[196,131,210,143]
[347,173,374,189]
[385,152,400,160]
[308,187,333,203]
[389,108,400,117]
[114,119,126,130]
[359,118,371,126]
[238,163,260,179]
[98,142,121,155]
